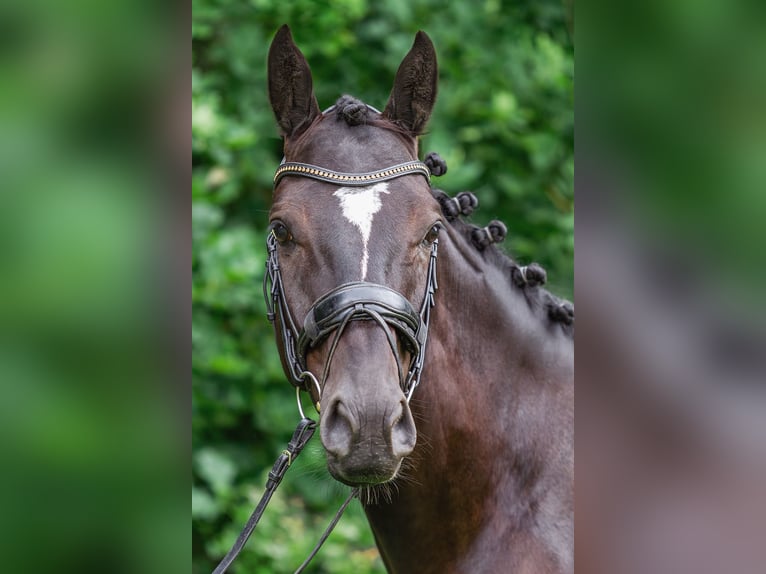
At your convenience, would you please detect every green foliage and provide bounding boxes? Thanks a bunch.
[193,2,572,572]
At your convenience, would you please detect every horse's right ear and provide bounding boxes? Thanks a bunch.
[268,25,320,138]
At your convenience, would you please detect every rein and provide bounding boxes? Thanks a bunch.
[211,418,318,574]
[212,153,438,573]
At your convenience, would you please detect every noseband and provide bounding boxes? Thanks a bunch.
[263,158,438,409]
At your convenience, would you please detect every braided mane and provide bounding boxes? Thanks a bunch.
[328,95,572,335]
[431,187,574,337]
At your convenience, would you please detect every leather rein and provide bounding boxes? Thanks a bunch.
[212,156,438,574]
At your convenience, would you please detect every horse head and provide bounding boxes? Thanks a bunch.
[266,25,441,487]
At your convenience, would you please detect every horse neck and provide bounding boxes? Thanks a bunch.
[363,226,574,573]
[420,225,572,433]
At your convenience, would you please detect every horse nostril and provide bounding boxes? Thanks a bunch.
[321,399,354,458]
[389,399,417,458]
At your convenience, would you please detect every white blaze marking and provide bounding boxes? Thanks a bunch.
[333,182,390,280]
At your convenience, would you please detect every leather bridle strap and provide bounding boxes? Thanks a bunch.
[274,160,431,187]
[211,418,317,574]
[210,417,358,574]
[293,490,357,574]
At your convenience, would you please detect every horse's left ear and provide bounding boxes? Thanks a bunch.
[382,31,438,136]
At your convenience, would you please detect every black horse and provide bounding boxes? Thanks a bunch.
[265,25,573,574]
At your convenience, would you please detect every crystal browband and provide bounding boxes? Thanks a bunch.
[274,160,431,187]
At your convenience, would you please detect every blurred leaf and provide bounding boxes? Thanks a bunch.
[192,486,220,520]
[195,448,237,496]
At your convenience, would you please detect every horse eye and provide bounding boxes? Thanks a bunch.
[271,222,292,244]
[424,224,441,244]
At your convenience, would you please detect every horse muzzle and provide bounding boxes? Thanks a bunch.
[320,392,417,486]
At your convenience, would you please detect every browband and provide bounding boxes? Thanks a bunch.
[274,160,431,187]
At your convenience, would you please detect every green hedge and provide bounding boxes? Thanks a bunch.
[193,2,572,572]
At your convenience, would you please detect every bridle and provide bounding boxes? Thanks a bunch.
[265,149,438,414]
[213,107,439,574]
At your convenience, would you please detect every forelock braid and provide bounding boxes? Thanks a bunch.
[335,95,370,126]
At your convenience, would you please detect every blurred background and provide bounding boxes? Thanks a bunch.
[0,1,185,572]
[192,1,573,572]
[0,0,572,571]
[577,0,766,572]
[13,0,764,572]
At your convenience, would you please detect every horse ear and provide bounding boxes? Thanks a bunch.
[382,31,438,136]
[268,25,321,138]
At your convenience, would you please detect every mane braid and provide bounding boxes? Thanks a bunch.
[431,188,574,337]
